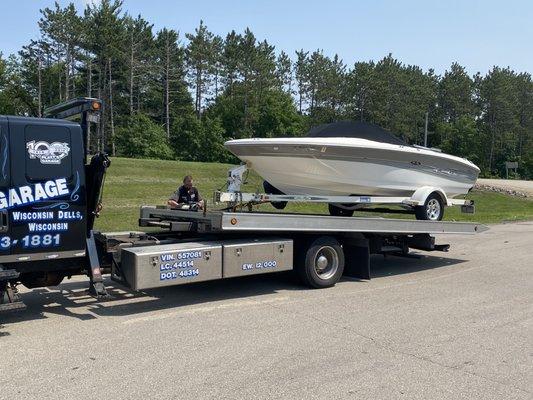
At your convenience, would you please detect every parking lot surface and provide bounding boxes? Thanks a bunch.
[1,221,532,400]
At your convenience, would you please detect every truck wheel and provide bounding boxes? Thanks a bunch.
[297,236,344,288]
[21,271,64,288]
[0,282,7,304]
[415,192,444,221]
[328,204,354,217]
[263,181,287,210]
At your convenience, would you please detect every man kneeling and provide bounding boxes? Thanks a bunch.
[168,175,204,211]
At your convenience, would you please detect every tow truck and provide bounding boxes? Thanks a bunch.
[0,98,488,313]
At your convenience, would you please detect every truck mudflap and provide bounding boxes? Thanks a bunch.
[0,269,26,313]
[87,231,110,299]
[406,234,450,252]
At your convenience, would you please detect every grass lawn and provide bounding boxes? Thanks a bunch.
[94,157,533,232]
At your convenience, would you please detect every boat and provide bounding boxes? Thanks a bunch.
[224,121,480,219]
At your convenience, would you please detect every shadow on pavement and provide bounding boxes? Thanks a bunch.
[369,253,467,278]
[1,253,466,328]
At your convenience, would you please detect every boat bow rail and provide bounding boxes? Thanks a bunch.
[139,206,488,235]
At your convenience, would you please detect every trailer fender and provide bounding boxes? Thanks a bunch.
[409,186,449,207]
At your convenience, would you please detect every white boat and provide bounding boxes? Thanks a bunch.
[224,122,480,220]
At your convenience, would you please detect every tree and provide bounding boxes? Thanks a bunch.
[1,4,531,177]
[345,61,375,122]
[294,49,309,114]
[276,51,293,94]
[83,0,125,154]
[438,62,475,123]
[436,116,482,165]
[154,28,189,137]
[198,117,228,162]
[116,113,173,159]
[221,30,242,95]
[38,2,82,101]
[207,83,303,139]
[17,41,46,116]
[514,73,533,160]
[0,54,30,115]
[124,15,154,115]
[185,21,217,118]
[477,67,520,173]
[308,52,346,124]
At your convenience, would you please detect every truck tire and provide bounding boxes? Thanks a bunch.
[328,204,354,217]
[0,281,7,304]
[296,236,344,288]
[415,192,444,221]
[21,271,64,289]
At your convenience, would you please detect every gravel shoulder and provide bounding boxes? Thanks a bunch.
[477,179,533,197]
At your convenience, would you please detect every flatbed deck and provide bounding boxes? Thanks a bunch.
[139,207,488,235]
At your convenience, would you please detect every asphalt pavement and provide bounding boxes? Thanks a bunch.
[1,221,532,400]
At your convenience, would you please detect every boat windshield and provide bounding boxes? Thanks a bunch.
[306,121,407,146]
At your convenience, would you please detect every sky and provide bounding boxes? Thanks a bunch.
[1,0,532,75]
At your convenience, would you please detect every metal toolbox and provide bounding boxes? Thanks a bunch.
[119,242,222,290]
[222,238,293,278]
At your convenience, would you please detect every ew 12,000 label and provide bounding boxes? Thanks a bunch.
[242,260,278,270]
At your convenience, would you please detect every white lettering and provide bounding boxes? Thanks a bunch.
[19,186,34,204]
[12,211,54,221]
[0,178,71,210]
[44,181,59,197]
[27,222,68,232]
[9,189,22,207]
[34,184,47,201]
[56,178,69,196]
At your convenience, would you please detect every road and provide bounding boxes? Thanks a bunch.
[477,179,533,196]
[1,222,532,400]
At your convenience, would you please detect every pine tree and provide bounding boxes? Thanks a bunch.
[155,28,189,138]
[185,20,217,118]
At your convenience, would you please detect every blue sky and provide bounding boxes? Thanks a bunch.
[1,0,532,75]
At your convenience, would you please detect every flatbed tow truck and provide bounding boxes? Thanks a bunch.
[0,98,488,313]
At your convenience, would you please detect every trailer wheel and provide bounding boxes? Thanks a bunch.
[297,236,344,288]
[415,192,444,221]
[328,204,354,217]
[263,181,287,210]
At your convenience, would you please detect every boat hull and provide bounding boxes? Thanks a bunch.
[225,139,480,199]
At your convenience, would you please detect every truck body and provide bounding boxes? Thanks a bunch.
[0,99,488,313]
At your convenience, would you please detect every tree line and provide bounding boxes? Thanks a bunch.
[0,0,531,178]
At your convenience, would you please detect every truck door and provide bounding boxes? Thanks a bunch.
[6,117,87,261]
[0,117,11,256]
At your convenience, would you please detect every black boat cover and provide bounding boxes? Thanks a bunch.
[306,121,406,146]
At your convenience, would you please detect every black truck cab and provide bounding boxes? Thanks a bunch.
[0,116,87,268]
[0,99,106,297]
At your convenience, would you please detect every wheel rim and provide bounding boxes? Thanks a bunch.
[314,246,339,280]
[426,198,441,221]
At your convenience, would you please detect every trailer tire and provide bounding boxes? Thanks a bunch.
[297,236,344,288]
[263,181,287,210]
[415,192,444,221]
[328,204,355,217]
